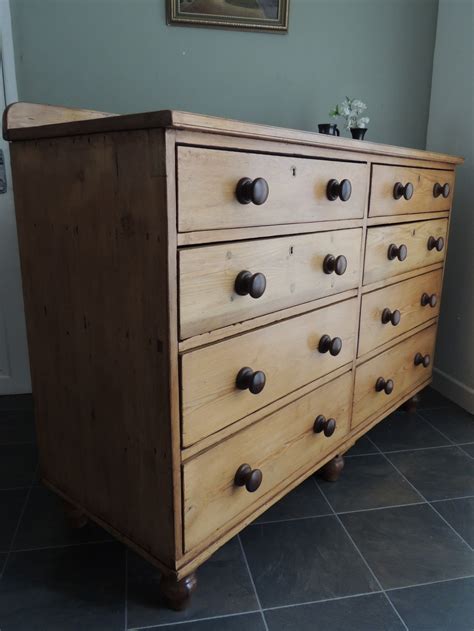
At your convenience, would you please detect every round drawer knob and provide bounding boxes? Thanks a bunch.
[381,308,401,326]
[393,182,414,200]
[414,352,431,368]
[234,270,267,299]
[236,177,269,205]
[427,236,445,252]
[433,183,450,198]
[387,243,408,261]
[313,415,337,437]
[326,178,352,202]
[234,464,263,493]
[421,292,438,308]
[375,377,394,395]
[318,335,343,356]
[323,254,348,276]
[236,367,266,395]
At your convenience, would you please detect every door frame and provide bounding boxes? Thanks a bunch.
[0,0,18,105]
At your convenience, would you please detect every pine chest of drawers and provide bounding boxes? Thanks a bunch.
[3,103,463,610]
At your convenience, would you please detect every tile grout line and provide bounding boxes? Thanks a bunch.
[384,574,474,593]
[237,534,270,631]
[457,444,474,460]
[415,410,473,459]
[114,608,263,630]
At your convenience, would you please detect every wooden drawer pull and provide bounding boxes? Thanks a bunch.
[381,308,401,326]
[326,178,352,202]
[236,177,269,205]
[234,270,267,299]
[387,243,408,261]
[375,377,394,395]
[421,292,438,308]
[393,181,414,200]
[427,236,445,252]
[414,352,431,368]
[236,367,266,395]
[234,464,263,493]
[318,335,343,356]
[323,254,347,276]
[313,415,337,437]
[433,182,450,198]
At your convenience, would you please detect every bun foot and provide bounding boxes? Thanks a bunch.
[401,393,421,413]
[318,454,345,482]
[160,572,198,611]
[62,499,88,528]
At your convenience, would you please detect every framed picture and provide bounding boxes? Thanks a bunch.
[167,0,289,32]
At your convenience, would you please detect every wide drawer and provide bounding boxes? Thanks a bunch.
[177,146,368,232]
[353,324,437,428]
[181,297,358,446]
[179,228,363,339]
[358,269,443,356]
[183,371,352,551]
[364,218,448,285]
[370,165,455,217]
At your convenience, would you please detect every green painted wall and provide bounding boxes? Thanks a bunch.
[10,0,438,148]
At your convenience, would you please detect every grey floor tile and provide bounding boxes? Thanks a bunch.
[265,593,404,631]
[0,410,36,445]
[319,454,422,513]
[345,435,379,456]
[0,542,125,630]
[460,442,474,458]
[341,504,474,589]
[146,613,266,631]
[432,497,474,548]
[14,486,112,550]
[388,446,474,501]
[0,489,28,551]
[418,387,452,409]
[240,516,379,608]
[0,395,34,412]
[367,411,449,452]
[126,537,258,628]
[388,577,474,631]
[253,478,330,524]
[419,405,474,443]
[0,444,37,489]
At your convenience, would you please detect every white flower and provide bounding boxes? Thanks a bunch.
[357,117,370,128]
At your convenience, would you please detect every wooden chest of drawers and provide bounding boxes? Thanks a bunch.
[4,102,463,611]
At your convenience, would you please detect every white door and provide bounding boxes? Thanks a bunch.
[0,1,31,394]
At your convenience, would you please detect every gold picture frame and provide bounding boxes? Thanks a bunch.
[167,0,289,32]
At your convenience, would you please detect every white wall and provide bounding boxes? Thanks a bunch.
[426,0,474,412]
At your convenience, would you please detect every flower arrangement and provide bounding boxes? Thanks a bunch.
[330,97,370,131]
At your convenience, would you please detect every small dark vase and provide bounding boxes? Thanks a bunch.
[318,123,340,136]
[350,127,368,140]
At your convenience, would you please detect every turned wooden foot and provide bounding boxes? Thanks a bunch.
[318,454,345,482]
[401,393,421,414]
[62,499,88,528]
[160,572,198,611]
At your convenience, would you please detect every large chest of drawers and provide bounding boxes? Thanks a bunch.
[4,103,462,610]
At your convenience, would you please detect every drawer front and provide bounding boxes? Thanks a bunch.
[183,372,352,551]
[353,324,437,427]
[370,165,455,217]
[179,228,363,339]
[177,146,368,232]
[181,298,358,446]
[364,218,448,285]
[359,269,443,356]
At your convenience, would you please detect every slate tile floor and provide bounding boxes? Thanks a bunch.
[0,388,473,631]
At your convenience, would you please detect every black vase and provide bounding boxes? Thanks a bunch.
[350,127,367,140]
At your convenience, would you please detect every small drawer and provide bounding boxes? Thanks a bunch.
[183,371,352,551]
[179,228,362,339]
[358,269,443,356]
[353,324,436,428]
[364,218,448,285]
[177,146,367,232]
[181,298,358,446]
[370,165,455,217]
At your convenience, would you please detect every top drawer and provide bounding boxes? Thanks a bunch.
[370,165,455,217]
[177,146,368,232]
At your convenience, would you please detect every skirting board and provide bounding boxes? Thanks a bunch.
[432,367,474,414]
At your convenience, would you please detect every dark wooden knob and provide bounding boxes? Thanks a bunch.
[236,367,266,394]
[387,243,408,261]
[427,236,445,252]
[414,352,431,368]
[381,308,401,326]
[234,271,266,299]
[375,377,394,395]
[313,415,337,437]
[318,335,342,356]
[327,178,352,202]
[234,464,263,493]
[236,177,269,205]
[433,183,450,198]
[323,254,348,275]
[421,292,437,308]
[393,182,414,200]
